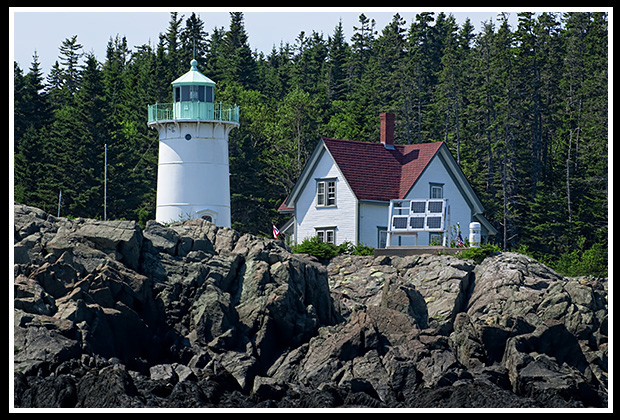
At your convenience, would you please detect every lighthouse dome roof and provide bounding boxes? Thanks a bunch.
[171,59,216,87]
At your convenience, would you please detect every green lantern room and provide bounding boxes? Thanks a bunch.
[148,59,239,124]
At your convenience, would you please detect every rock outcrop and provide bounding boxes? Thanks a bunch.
[12,204,608,408]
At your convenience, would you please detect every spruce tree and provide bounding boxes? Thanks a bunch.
[327,20,349,102]
[221,12,258,89]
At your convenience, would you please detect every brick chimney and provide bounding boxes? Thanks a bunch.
[380,112,395,149]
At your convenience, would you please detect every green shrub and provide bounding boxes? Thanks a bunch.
[515,239,608,278]
[455,244,501,264]
[291,236,339,259]
[337,240,375,256]
[291,237,375,259]
[553,242,608,277]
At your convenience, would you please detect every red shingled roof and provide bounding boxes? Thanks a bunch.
[321,137,444,202]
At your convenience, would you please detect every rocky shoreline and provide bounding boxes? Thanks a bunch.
[12,204,608,409]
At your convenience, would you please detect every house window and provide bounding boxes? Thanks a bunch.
[316,227,336,244]
[429,233,443,246]
[316,179,336,207]
[430,183,444,199]
[378,227,387,249]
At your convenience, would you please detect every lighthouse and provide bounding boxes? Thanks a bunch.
[147,59,239,226]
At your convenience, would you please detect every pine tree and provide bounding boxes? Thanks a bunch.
[462,18,502,238]
[45,36,84,111]
[327,20,349,102]
[558,12,608,251]
[364,13,406,141]
[291,31,328,98]
[58,35,83,96]
[14,54,51,138]
[221,12,258,89]
[433,14,462,157]
[179,12,208,67]
[258,44,293,101]
[349,13,376,87]
[326,14,377,142]
[165,12,184,79]
[14,55,51,205]
[266,86,320,193]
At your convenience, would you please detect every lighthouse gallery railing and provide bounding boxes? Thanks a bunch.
[148,102,240,124]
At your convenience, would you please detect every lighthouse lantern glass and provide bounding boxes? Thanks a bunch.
[174,85,213,103]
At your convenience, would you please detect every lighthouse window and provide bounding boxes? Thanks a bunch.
[174,85,213,102]
[190,85,205,101]
[180,86,190,102]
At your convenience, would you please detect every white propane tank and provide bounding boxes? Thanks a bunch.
[469,222,481,247]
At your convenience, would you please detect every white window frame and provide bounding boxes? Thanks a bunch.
[430,183,444,199]
[196,208,217,224]
[377,227,388,249]
[316,227,336,244]
[316,179,336,207]
[429,232,443,245]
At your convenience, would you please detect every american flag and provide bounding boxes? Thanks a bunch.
[272,223,280,239]
[457,232,465,247]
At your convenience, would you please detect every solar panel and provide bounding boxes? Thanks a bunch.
[389,199,447,232]
[392,217,408,229]
[411,201,426,213]
[410,217,425,229]
[428,201,443,213]
[426,217,442,229]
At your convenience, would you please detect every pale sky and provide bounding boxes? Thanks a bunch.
[10,7,536,76]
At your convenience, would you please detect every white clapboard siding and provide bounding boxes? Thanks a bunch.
[294,149,357,245]
[358,201,389,248]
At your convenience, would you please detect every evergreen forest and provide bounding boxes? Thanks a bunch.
[13,11,608,276]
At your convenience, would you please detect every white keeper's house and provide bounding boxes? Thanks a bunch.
[278,113,497,248]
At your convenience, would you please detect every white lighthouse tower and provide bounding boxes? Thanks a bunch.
[147,59,239,226]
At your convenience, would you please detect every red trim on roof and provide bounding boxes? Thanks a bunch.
[277,197,294,213]
[321,137,443,202]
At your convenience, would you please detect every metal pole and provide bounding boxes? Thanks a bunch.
[386,200,394,248]
[57,190,62,217]
[104,144,107,221]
